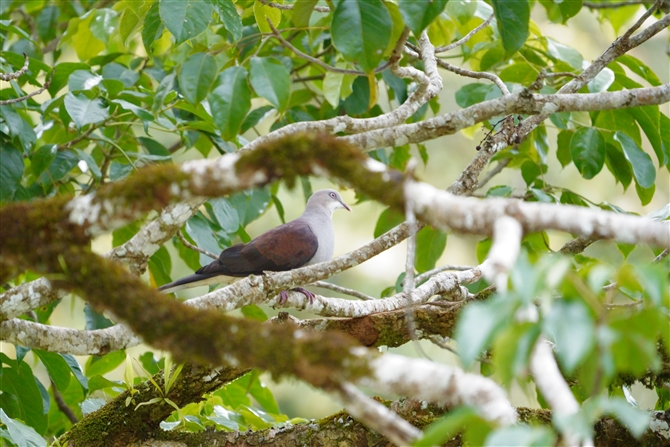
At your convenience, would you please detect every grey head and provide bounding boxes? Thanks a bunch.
[303,189,351,216]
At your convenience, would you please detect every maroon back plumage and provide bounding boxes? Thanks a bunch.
[195,219,319,277]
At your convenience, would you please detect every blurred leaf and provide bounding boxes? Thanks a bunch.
[33,350,71,392]
[544,299,595,374]
[538,0,581,24]
[209,67,251,140]
[240,305,268,322]
[207,197,240,233]
[570,127,605,179]
[186,214,223,265]
[0,362,47,434]
[159,0,213,45]
[546,37,583,69]
[455,296,518,368]
[492,0,529,55]
[492,322,541,386]
[614,131,655,189]
[0,106,36,152]
[331,0,392,73]
[415,406,479,447]
[0,408,46,447]
[485,424,556,446]
[142,2,165,53]
[249,57,291,112]
[149,245,173,288]
[601,397,650,439]
[374,207,404,238]
[415,226,447,273]
[87,375,122,394]
[85,350,125,378]
[605,143,633,189]
[455,83,493,107]
[241,105,274,134]
[629,106,666,167]
[398,0,448,37]
[0,146,24,202]
[634,182,654,206]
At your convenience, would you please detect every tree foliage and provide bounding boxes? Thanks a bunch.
[0,0,669,446]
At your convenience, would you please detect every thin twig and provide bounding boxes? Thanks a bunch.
[57,113,117,151]
[476,159,511,191]
[258,0,330,13]
[584,0,649,8]
[435,13,494,53]
[268,21,391,75]
[0,53,29,81]
[414,264,475,285]
[309,281,375,300]
[0,70,54,105]
[268,22,366,75]
[51,379,79,424]
[652,247,669,263]
[435,57,510,95]
[177,229,218,259]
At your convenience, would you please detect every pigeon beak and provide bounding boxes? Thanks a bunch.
[340,200,352,212]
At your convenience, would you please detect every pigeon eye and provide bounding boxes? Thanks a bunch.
[330,193,336,198]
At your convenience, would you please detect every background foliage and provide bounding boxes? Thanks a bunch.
[0,0,668,445]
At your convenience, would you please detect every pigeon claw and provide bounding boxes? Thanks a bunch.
[277,287,315,306]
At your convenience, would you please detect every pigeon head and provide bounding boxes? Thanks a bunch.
[306,189,351,214]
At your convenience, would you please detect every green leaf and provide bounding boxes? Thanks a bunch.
[455,296,517,368]
[292,0,319,28]
[248,373,279,414]
[0,362,47,434]
[0,408,46,447]
[211,0,242,41]
[209,66,251,140]
[538,0,581,24]
[207,197,240,233]
[492,323,541,386]
[159,0,213,45]
[544,299,595,374]
[186,214,223,265]
[240,105,274,134]
[0,105,36,152]
[485,424,557,446]
[398,0,448,37]
[374,207,405,238]
[64,92,109,129]
[84,303,114,330]
[617,54,661,87]
[249,57,291,112]
[33,350,71,392]
[415,226,447,273]
[499,63,538,85]
[67,69,103,91]
[570,127,606,179]
[415,406,479,447]
[149,245,173,288]
[60,355,88,390]
[629,106,666,167]
[253,0,281,33]
[634,182,654,206]
[38,150,79,187]
[331,0,392,73]
[229,187,272,227]
[85,351,126,378]
[605,143,633,189]
[142,2,164,53]
[31,145,57,178]
[491,0,529,55]
[455,83,493,107]
[0,146,24,202]
[614,131,655,189]
[178,53,218,104]
[546,38,583,70]
[241,304,268,322]
[556,130,573,167]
